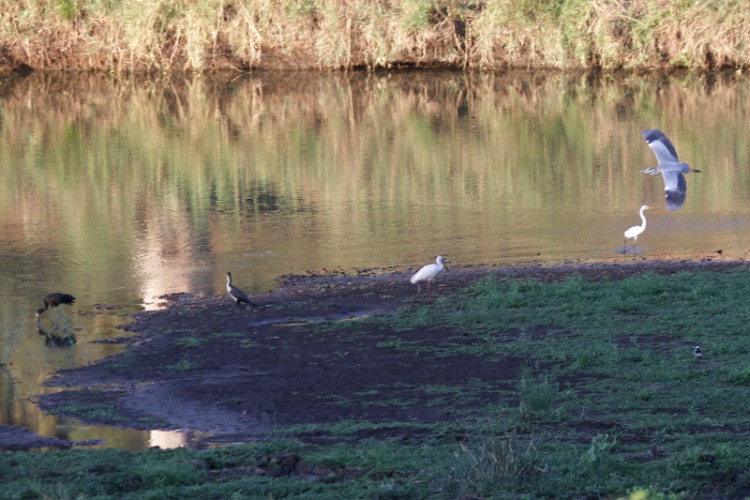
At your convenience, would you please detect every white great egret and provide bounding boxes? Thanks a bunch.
[226,272,256,306]
[624,205,650,251]
[641,129,701,211]
[410,256,448,295]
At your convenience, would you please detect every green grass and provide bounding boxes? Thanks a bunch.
[45,403,125,422]
[174,336,207,348]
[164,359,200,372]
[9,269,750,498]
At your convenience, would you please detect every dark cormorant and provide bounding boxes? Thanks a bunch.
[226,272,256,306]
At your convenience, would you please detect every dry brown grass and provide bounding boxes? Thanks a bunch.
[1,1,750,73]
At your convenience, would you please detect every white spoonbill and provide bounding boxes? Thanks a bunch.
[624,205,650,251]
[410,256,448,295]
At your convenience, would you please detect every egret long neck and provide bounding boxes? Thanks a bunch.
[640,208,647,228]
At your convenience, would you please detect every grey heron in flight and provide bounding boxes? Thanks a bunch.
[641,129,700,211]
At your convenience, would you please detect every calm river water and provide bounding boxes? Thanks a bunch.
[1,71,749,449]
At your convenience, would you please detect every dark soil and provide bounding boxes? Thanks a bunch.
[10,259,746,449]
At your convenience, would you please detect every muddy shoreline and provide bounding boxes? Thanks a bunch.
[7,259,746,450]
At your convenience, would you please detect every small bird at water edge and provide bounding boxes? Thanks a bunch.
[35,293,76,319]
[694,345,703,359]
[410,256,448,295]
[226,272,257,306]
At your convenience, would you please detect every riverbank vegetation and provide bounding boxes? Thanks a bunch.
[6,265,750,498]
[2,0,750,74]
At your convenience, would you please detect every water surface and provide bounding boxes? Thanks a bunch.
[1,71,749,448]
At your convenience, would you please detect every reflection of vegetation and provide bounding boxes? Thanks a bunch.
[40,332,77,348]
[241,180,284,213]
[1,73,747,299]
[35,313,77,347]
[0,71,747,407]
[0,75,745,444]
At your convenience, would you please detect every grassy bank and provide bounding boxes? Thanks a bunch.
[6,266,750,498]
[2,0,750,73]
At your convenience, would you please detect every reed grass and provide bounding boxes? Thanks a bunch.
[2,0,750,73]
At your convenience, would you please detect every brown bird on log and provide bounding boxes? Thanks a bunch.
[36,293,76,318]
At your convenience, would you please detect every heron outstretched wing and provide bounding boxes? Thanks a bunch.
[662,169,687,211]
[643,129,680,163]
